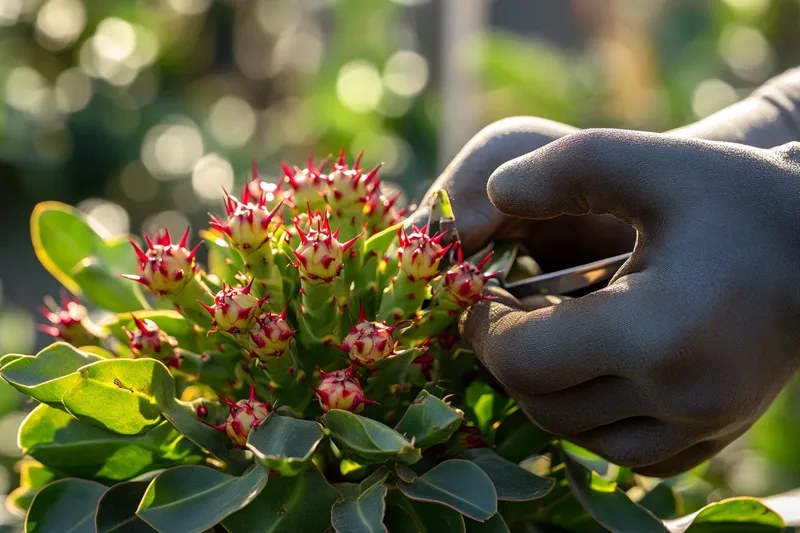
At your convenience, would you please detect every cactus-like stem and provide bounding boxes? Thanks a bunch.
[240,246,286,312]
[298,279,342,345]
[171,277,215,328]
[377,275,428,323]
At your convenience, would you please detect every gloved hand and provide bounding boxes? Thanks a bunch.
[460,129,800,477]
[406,117,635,270]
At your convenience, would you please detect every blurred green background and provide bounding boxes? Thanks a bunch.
[1,0,800,525]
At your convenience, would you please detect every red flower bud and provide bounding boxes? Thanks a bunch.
[201,280,265,334]
[124,228,200,296]
[249,305,295,360]
[314,364,374,413]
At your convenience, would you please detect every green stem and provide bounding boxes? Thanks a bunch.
[377,275,428,323]
[241,246,286,312]
[170,277,214,329]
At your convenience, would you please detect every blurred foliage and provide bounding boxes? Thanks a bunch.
[2,0,800,523]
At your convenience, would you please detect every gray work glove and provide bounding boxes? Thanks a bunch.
[459,128,800,477]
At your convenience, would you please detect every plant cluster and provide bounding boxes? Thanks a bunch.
[1,152,788,533]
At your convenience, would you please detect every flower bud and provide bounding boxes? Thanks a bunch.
[200,279,265,334]
[38,293,99,346]
[292,213,362,283]
[249,306,295,360]
[442,248,498,307]
[125,315,180,366]
[125,228,200,296]
[334,303,403,365]
[280,156,329,212]
[325,150,381,212]
[209,383,271,448]
[314,364,373,413]
[397,226,452,282]
[209,187,283,253]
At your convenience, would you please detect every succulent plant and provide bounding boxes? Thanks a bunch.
[3,152,774,533]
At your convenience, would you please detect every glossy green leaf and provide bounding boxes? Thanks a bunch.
[465,514,511,533]
[31,201,99,295]
[394,390,463,450]
[1,343,101,405]
[61,358,175,434]
[460,448,554,502]
[19,404,202,483]
[397,459,497,521]
[25,478,107,533]
[246,413,324,475]
[222,467,338,533]
[323,409,421,465]
[666,497,785,533]
[562,449,668,532]
[6,459,62,514]
[637,482,679,520]
[95,481,158,533]
[336,467,391,501]
[330,483,388,533]
[364,222,402,259]
[385,491,466,533]
[137,465,267,533]
[493,409,552,464]
[71,256,147,312]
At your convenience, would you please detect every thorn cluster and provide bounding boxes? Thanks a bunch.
[292,212,362,283]
[209,185,283,253]
[200,279,266,334]
[208,382,271,448]
[38,293,97,346]
[397,225,453,282]
[314,364,374,413]
[442,248,499,307]
[125,228,200,296]
[334,302,404,365]
[124,315,181,367]
[249,304,295,361]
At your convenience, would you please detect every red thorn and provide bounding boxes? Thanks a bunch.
[281,162,294,180]
[455,243,463,263]
[280,301,290,319]
[251,160,259,182]
[483,271,500,280]
[144,233,155,250]
[38,325,62,337]
[365,163,382,183]
[249,381,257,402]
[477,250,495,271]
[205,422,227,433]
[131,314,148,332]
[354,150,364,169]
[179,227,191,248]
[358,299,368,323]
[331,343,349,353]
[130,239,148,265]
[337,147,346,167]
[341,231,364,252]
[198,300,216,317]
[188,242,202,262]
[119,274,149,286]
[242,277,255,295]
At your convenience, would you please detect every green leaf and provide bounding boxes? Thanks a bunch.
[337,467,391,501]
[246,413,324,476]
[397,459,497,521]
[25,478,107,533]
[222,467,338,533]
[394,390,463,450]
[385,492,466,533]
[95,481,158,533]
[323,409,421,465]
[1,343,101,404]
[465,514,511,533]
[493,409,552,464]
[31,201,99,295]
[562,449,668,532]
[61,358,175,434]
[460,448,554,502]
[637,482,679,520]
[137,465,268,533]
[6,459,62,514]
[667,497,785,533]
[19,404,202,483]
[71,256,147,312]
[330,483,388,533]
[364,222,402,259]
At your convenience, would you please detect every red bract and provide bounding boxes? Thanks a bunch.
[334,302,404,365]
[280,155,330,210]
[443,248,499,307]
[124,228,200,296]
[314,364,374,413]
[124,315,181,367]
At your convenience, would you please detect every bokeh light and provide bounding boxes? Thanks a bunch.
[192,154,235,202]
[208,97,257,148]
[34,0,86,51]
[383,50,429,97]
[336,60,384,113]
[142,119,205,179]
